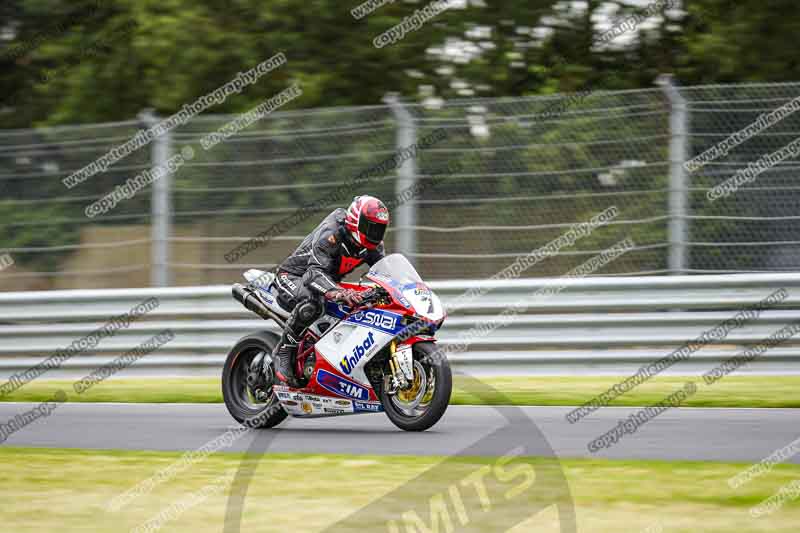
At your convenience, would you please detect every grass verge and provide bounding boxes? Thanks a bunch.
[1,375,800,408]
[0,446,798,532]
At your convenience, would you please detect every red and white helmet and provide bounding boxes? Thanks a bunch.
[345,195,389,250]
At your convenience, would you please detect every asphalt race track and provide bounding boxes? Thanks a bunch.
[2,403,798,463]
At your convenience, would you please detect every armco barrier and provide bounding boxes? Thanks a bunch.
[1,273,799,377]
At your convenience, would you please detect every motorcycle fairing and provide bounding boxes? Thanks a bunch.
[272,386,357,417]
[272,384,385,417]
[314,320,394,386]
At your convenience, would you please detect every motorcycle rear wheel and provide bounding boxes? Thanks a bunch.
[381,341,452,432]
[222,331,288,428]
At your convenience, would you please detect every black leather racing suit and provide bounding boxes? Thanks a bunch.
[273,208,385,345]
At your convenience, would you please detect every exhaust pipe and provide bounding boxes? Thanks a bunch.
[232,283,286,326]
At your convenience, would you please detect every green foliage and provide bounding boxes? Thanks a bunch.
[2,1,796,127]
[0,1,797,276]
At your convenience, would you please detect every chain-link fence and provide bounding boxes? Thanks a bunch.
[684,82,800,273]
[1,80,799,290]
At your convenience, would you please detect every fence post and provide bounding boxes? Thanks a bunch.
[657,74,690,275]
[140,110,172,287]
[384,94,418,263]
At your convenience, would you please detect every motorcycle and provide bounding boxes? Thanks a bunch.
[222,253,451,431]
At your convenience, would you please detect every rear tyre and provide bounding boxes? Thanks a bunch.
[381,341,452,432]
[222,331,288,428]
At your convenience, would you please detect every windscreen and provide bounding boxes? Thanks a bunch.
[367,253,423,285]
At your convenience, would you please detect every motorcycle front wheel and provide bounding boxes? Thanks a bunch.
[381,341,452,432]
[222,331,288,428]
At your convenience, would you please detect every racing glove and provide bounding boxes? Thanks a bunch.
[325,288,364,308]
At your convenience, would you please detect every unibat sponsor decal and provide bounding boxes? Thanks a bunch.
[339,331,375,374]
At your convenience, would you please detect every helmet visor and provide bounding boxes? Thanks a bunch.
[359,216,387,244]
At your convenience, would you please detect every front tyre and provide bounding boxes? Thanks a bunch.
[222,331,287,428]
[381,341,452,432]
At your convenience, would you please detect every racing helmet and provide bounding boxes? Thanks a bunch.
[345,195,389,250]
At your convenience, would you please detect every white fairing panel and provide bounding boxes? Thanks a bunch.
[402,286,445,323]
[316,321,393,386]
[243,269,271,286]
[242,269,290,318]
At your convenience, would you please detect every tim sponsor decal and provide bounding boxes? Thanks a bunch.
[339,331,375,374]
[316,369,369,400]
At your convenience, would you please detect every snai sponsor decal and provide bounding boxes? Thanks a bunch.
[347,309,400,334]
[339,331,375,374]
[316,369,369,400]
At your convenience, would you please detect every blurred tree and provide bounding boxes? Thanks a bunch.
[679,0,800,84]
[1,0,798,128]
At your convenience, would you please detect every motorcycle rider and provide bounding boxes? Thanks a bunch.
[270,195,390,386]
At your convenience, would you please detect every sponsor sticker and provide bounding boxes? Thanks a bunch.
[347,309,401,334]
[339,331,375,374]
[353,400,383,413]
[300,393,324,403]
[316,369,369,400]
[301,401,313,414]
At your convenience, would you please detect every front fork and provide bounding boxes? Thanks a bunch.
[387,339,415,392]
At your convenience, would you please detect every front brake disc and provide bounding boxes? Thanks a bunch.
[392,360,428,411]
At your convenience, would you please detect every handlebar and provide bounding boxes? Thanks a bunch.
[353,286,388,310]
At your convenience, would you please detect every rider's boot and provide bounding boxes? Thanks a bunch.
[270,295,321,388]
[270,330,300,387]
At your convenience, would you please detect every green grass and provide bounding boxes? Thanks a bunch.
[1,447,798,532]
[2,375,800,408]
